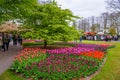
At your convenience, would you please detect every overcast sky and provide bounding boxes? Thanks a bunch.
[56,0,107,18]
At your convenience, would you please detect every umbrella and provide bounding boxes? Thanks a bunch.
[84,32,96,35]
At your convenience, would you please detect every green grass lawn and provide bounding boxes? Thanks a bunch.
[0,70,25,80]
[0,40,120,80]
[89,41,120,80]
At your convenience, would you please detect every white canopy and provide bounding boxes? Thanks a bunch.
[97,32,104,35]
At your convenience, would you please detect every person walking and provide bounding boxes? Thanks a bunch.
[80,36,83,43]
[13,34,18,46]
[2,33,10,52]
[18,34,23,46]
[0,34,3,51]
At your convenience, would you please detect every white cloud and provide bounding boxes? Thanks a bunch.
[56,0,107,18]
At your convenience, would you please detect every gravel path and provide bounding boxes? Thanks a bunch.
[0,42,22,75]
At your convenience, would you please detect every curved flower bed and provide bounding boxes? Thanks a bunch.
[24,54,101,80]
[11,43,114,80]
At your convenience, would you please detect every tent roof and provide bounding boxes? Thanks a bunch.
[0,22,19,32]
[84,32,96,35]
[97,32,104,35]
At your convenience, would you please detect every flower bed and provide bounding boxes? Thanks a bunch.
[24,54,101,80]
[11,48,46,73]
[11,43,113,80]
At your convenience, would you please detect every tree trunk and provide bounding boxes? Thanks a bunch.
[44,40,47,48]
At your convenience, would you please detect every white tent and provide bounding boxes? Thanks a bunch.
[97,32,104,35]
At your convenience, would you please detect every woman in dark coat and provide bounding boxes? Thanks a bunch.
[2,33,10,51]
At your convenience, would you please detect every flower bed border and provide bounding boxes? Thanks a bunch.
[81,56,107,80]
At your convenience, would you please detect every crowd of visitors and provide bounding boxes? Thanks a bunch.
[83,34,119,41]
[0,32,22,52]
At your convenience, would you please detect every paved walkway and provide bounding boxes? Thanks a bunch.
[0,42,22,75]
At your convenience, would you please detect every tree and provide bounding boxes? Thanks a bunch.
[101,12,109,31]
[106,0,120,33]
[90,24,99,32]
[109,27,117,36]
[0,0,79,48]
[106,0,120,12]
[80,19,88,32]
[72,21,77,29]
[109,12,120,33]
[21,1,79,48]
[96,17,101,32]
[0,0,38,24]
